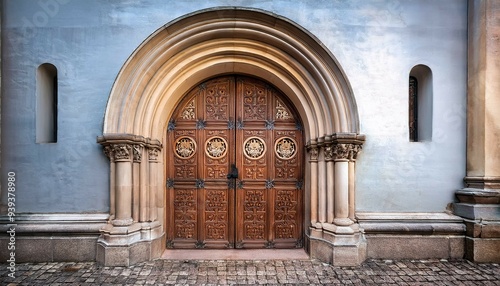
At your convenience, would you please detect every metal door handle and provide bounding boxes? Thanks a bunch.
[227,164,238,179]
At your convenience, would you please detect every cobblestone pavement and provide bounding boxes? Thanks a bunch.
[1,259,499,285]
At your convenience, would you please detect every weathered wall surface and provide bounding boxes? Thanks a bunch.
[1,0,467,213]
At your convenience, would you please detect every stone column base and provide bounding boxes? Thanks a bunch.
[307,225,367,266]
[462,220,500,263]
[97,222,164,266]
[454,188,500,263]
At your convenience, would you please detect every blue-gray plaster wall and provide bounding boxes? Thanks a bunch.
[1,0,467,213]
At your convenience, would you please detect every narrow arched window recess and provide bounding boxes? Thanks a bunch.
[36,63,58,143]
[409,65,433,142]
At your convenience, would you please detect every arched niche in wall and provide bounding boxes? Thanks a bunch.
[409,65,433,142]
[36,63,58,143]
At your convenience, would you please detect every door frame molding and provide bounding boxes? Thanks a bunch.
[98,7,365,266]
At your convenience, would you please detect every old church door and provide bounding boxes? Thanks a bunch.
[166,76,303,249]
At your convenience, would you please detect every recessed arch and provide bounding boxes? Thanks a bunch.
[102,7,361,142]
[98,7,366,267]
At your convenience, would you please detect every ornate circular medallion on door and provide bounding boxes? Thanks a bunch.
[166,76,304,249]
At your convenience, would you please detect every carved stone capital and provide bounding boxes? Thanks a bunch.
[329,143,363,162]
[308,146,319,162]
[103,145,114,162]
[349,144,363,161]
[112,144,132,162]
[133,144,143,163]
[98,133,163,163]
[148,147,160,162]
[324,144,334,161]
[333,143,350,161]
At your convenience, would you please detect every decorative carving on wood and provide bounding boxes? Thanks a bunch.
[181,99,196,120]
[276,100,292,120]
[205,190,228,240]
[275,137,297,160]
[275,156,298,179]
[244,136,266,160]
[166,76,303,249]
[174,136,196,159]
[175,164,196,179]
[205,136,228,159]
[243,190,266,240]
[173,189,197,239]
[243,161,266,179]
[205,82,229,120]
[243,83,267,120]
[275,190,297,239]
[207,165,227,179]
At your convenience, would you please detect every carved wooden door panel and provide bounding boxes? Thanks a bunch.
[166,76,303,249]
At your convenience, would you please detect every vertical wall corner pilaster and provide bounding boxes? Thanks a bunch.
[453,0,500,263]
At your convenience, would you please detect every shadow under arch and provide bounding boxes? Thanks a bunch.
[98,7,366,267]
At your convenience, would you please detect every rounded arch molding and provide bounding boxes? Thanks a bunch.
[97,7,367,267]
[103,7,361,140]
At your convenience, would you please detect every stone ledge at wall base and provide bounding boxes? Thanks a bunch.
[453,188,500,263]
[356,212,466,260]
[0,213,108,262]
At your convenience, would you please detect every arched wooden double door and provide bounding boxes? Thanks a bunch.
[166,76,303,249]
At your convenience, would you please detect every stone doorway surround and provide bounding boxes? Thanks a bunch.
[98,7,365,266]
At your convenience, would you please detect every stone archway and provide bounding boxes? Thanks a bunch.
[98,7,365,266]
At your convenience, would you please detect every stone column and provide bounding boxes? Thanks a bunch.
[324,139,335,223]
[103,146,116,220]
[348,145,361,221]
[112,143,134,226]
[317,137,327,224]
[139,146,149,222]
[132,144,142,222]
[333,143,352,228]
[148,146,159,222]
[307,142,319,228]
[453,0,500,263]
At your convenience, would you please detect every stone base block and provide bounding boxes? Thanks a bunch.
[365,235,465,260]
[465,237,500,262]
[308,227,367,266]
[97,234,164,266]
